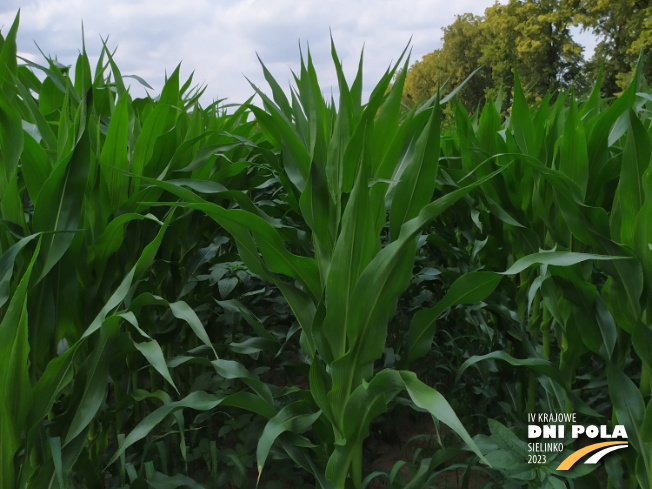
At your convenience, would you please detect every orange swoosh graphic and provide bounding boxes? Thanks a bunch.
[556,441,628,470]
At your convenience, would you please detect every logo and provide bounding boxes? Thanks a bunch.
[527,412,628,470]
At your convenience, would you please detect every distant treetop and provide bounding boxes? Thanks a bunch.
[403,0,652,113]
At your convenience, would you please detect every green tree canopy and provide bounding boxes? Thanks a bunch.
[482,0,583,101]
[574,0,652,95]
[402,14,488,111]
[403,0,652,111]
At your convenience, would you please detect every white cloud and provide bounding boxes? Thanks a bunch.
[2,0,509,106]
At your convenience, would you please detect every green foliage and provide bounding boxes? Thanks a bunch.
[403,0,652,110]
[574,0,652,96]
[403,0,584,112]
[402,13,489,111]
[442,68,652,489]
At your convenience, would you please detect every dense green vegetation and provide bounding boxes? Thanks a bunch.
[403,0,652,111]
[1,10,652,489]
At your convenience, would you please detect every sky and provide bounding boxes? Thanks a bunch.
[0,0,596,107]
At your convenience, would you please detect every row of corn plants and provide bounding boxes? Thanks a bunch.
[1,10,651,488]
[436,68,652,488]
[0,11,303,488]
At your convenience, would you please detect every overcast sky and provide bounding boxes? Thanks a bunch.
[1,0,595,107]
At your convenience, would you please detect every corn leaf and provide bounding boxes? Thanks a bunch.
[0,238,40,489]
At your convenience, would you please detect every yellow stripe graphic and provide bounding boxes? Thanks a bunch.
[556,441,628,470]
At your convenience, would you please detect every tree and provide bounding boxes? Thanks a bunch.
[402,14,487,111]
[483,0,584,101]
[403,0,584,111]
[574,0,652,96]
[401,49,446,106]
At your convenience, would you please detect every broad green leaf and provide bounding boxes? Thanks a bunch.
[0,233,40,308]
[27,343,79,440]
[82,211,172,340]
[641,398,652,445]
[601,266,643,335]
[100,94,130,211]
[456,350,600,417]
[370,54,409,170]
[0,237,39,489]
[12,73,57,150]
[309,359,334,425]
[0,11,19,87]
[131,103,177,182]
[64,319,119,445]
[0,89,24,192]
[559,94,588,198]
[326,367,490,488]
[607,365,650,485]
[593,296,618,361]
[256,401,322,484]
[279,437,332,489]
[211,359,274,411]
[326,39,354,201]
[299,159,337,258]
[133,339,179,394]
[33,130,91,282]
[107,391,227,466]
[220,391,276,419]
[169,300,216,356]
[21,132,52,204]
[634,160,652,293]
[147,472,207,489]
[171,202,321,300]
[399,370,490,465]
[91,213,162,263]
[322,163,376,359]
[510,70,538,159]
[487,418,529,456]
[585,68,638,201]
[389,99,440,240]
[256,54,293,118]
[502,251,628,276]
[49,437,64,489]
[215,298,275,341]
[611,110,651,247]
[327,370,403,486]
[1,172,23,227]
[101,38,127,98]
[128,292,217,358]
[248,101,310,191]
[159,64,180,107]
[407,272,503,363]
[38,75,65,116]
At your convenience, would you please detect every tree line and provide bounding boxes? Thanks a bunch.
[402,0,652,112]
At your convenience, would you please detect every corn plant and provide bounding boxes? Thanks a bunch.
[0,13,282,487]
[440,67,652,488]
[3,8,652,488]
[128,41,518,488]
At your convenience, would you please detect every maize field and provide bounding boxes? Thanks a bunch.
[1,11,651,489]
